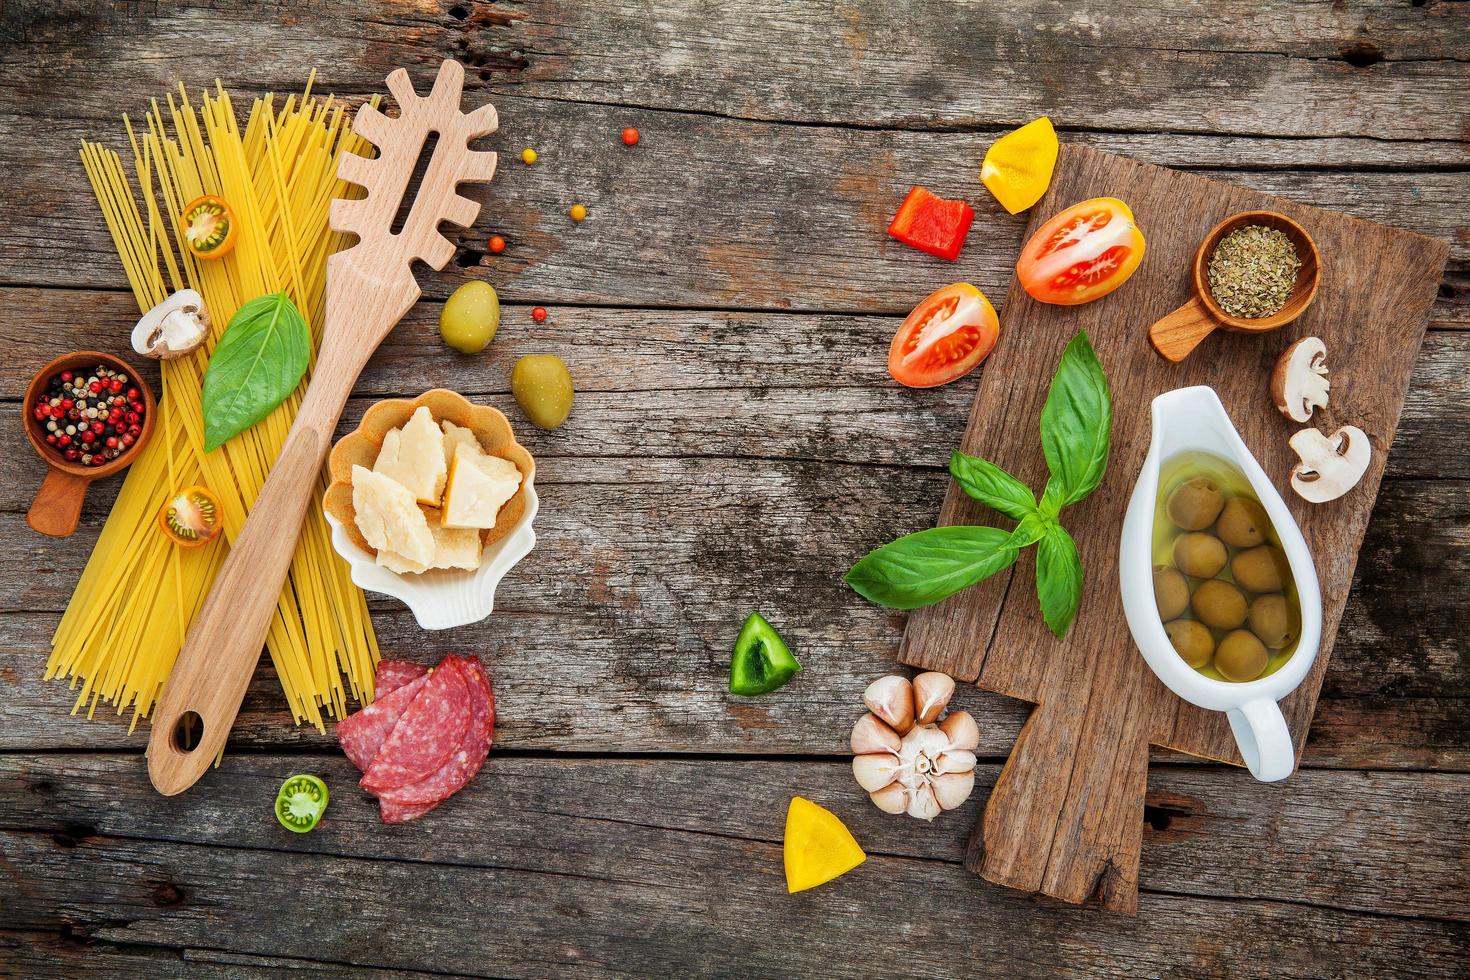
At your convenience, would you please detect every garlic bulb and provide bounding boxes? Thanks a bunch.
[849,671,978,821]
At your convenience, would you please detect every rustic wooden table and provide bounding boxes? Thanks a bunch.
[2,2,1467,976]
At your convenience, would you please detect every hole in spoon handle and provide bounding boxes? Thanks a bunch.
[1149,296,1218,363]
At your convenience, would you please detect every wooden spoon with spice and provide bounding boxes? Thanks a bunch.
[1149,210,1320,362]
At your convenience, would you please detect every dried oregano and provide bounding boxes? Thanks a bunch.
[1207,225,1301,319]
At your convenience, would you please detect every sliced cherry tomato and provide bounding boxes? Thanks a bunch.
[180,195,237,260]
[275,774,329,833]
[887,283,999,388]
[1016,197,1145,305]
[158,485,222,547]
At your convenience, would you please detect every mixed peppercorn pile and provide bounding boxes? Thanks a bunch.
[33,364,147,467]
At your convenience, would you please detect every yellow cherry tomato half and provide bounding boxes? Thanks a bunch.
[887,283,1000,388]
[180,195,238,260]
[1016,197,1145,305]
[158,485,223,547]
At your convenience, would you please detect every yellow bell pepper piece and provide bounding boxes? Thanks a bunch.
[783,796,866,893]
[981,116,1060,215]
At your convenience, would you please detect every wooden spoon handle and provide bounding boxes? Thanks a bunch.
[146,351,364,795]
[27,468,91,537]
[1148,296,1218,362]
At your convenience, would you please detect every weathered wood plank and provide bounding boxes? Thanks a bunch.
[0,754,1466,974]
[2,105,1466,307]
[3,292,1467,479]
[2,604,1462,771]
[3,0,1467,143]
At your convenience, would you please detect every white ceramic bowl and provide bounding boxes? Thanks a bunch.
[325,476,538,630]
[1119,386,1321,782]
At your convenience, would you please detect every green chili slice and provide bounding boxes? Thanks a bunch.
[275,774,329,833]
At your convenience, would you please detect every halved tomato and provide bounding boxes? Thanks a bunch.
[888,283,999,388]
[1016,197,1145,305]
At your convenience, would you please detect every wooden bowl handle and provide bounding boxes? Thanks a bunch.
[146,353,363,795]
[27,468,91,537]
[1148,296,1218,362]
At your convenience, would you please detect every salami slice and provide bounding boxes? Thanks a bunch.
[336,673,430,772]
[380,797,437,824]
[360,657,472,794]
[378,656,495,808]
[375,659,427,698]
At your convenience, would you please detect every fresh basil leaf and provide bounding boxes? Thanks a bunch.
[845,525,1019,610]
[1039,330,1112,510]
[1035,522,1083,638]
[202,292,311,452]
[1007,510,1050,550]
[950,451,1036,521]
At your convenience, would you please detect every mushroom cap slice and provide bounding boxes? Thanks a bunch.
[1289,425,1371,503]
[1270,336,1330,424]
[132,289,211,360]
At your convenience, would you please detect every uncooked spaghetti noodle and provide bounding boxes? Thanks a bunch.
[51,76,381,733]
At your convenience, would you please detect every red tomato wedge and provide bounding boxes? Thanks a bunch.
[1016,197,1145,305]
[888,283,999,388]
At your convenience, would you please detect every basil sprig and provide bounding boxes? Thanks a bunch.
[201,292,311,452]
[845,330,1111,637]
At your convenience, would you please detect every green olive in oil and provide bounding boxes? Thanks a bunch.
[1152,451,1301,683]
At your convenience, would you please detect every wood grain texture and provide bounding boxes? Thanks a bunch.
[1,754,1466,977]
[899,144,1450,911]
[0,0,1466,969]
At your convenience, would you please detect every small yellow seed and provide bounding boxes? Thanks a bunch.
[569,203,587,222]
[521,147,538,165]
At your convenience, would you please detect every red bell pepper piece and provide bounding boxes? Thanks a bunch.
[887,186,974,262]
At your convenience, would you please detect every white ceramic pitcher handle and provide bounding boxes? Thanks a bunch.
[1226,698,1295,782]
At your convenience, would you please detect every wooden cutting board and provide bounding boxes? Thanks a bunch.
[899,144,1448,913]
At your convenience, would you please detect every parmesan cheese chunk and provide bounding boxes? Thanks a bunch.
[373,406,447,505]
[352,465,435,567]
[442,443,521,530]
[441,418,481,468]
[375,510,483,574]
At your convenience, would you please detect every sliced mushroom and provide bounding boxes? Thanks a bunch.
[132,289,210,359]
[1270,337,1330,423]
[1289,425,1371,503]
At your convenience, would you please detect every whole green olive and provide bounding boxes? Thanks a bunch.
[1249,593,1298,649]
[1232,545,1288,594]
[439,281,501,354]
[1153,565,1190,621]
[1215,629,1268,682]
[511,354,575,429]
[1166,477,1225,531]
[1173,532,1227,578]
[1165,619,1215,669]
[1216,496,1269,549]
[1192,579,1248,631]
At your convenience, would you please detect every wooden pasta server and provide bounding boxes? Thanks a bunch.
[146,60,498,795]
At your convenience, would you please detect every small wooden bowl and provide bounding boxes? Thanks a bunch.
[1149,210,1321,362]
[23,351,158,537]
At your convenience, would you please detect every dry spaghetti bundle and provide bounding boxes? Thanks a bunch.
[51,76,381,731]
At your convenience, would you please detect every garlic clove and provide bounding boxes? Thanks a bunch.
[938,710,980,752]
[912,671,956,724]
[850,713,902,755]
[907,782,942,821]
[899,723,951,772]
[863,675,915,733]
[869,782,909,815]
[852,753,902,792]
[932,770,976,811]
[935,749,977,775]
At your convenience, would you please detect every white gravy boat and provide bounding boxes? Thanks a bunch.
[1119,386,1322,782]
